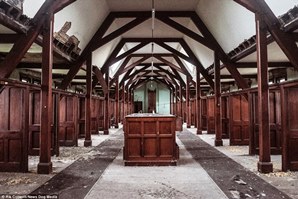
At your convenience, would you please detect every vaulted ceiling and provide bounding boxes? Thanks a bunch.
[0,0,297,95]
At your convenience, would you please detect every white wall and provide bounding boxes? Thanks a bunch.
[133,83,171,114]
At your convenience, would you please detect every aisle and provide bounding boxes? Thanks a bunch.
[85,136,228,199]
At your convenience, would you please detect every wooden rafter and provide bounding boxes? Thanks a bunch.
[93,66,108,95]
[101,41,150,73]
[0,34,20,43]
[54,0,76,13]
[154,65,185,88]
[155,14,214,50]
[234,0,298,69]
[121,56,151,74]
[0,0,69,79]
[190,12,249,89]
[59,13,150,89]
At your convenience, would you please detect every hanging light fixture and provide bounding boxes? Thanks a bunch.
[150,0,155,86]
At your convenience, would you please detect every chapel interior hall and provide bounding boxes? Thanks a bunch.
[0,0,298,198]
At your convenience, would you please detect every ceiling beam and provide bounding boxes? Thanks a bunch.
[155,14,214,50]
[0,0,62,79]
[54,0,76,13]
[101,40,150,74]
[154,55,184,73]
[155,40,214,88]
[109,56,132,86]
[121,55,151,74]
[59,13,150,89]
[190,12,249,89]
[93,66,108,95]
[0,34,21,43]
[17,62,70,69]
[234,0,298,69]
[0,12,27,34]
[235,62,293,68]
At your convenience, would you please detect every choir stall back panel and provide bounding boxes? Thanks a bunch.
[124,114,178,166]
[229,94,249,145]
[250,90,281,155]
[201,98,207,130]
[190,99,196,126]
[282,85,298,171]
[59,95,78,146]
[78,96,85,138]
[207,97,215,134]
[109,100,116,127]
[0,86,28,172]
[221,96,229,138]
[98,98,104,130]
[28,90,58,156]
[91,98,98,134]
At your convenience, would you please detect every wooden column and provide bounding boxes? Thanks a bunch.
[38,12,53,174]
[103,71,110,135]
[256,14,273,173]
[214,52,223,146]
[196,70,202,134]
[84,54,92,146]
[115,78,119,128]
[186,76,191,128]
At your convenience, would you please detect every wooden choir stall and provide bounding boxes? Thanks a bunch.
[123,113,180,166]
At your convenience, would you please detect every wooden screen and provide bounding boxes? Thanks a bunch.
[78,96,85,138]
[98,98,104,130]
[221,96,229,138]
[207,97,215,134]
[59,95,78,146]
[250,90,281,155]
[91,98,98,134]
[0,86,28,172]
[282,85,298,171]
[201,98,207,130]
[190,99,196,126]
[229,94,249,145]
[28,90,58,156]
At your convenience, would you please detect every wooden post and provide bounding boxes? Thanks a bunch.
[104,71,110,135]
[214,52,223,146]
[186,76,191,128]
[84,54,92,147]
[196,69,202,134]
[256,14,273,173]
[115,78,119,128]
[38,11,53,174]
